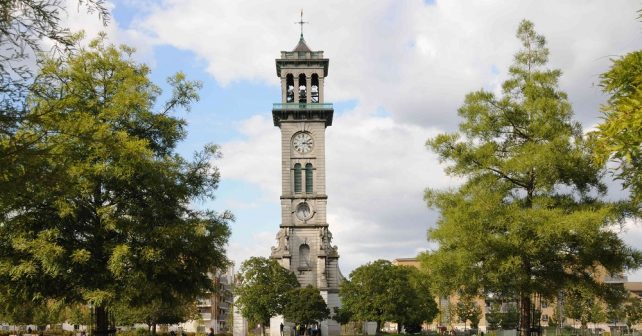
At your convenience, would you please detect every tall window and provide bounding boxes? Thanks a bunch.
[298,74,307,103]
[294,163,302,193]
[299,244,310,268]
[286,74,294,103]
[311,74,319,103]
[305,163,313,193]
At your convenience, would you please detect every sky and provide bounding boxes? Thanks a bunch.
[61,0,642,279]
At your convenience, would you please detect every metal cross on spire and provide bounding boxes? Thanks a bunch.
[295,10,308,39]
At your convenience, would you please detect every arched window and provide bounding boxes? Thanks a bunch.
[311,74,319,103]
[305,163,313,193]
[294,163,302,193]
[286,74,294,103]
[298,74,307,103]
[299,243,310,268]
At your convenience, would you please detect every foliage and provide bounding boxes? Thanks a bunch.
[332,307,353,326]
[625,298,642,329]
[283,285,330,325]
[420,19,642,336]
[234,257,299,333]
[455,296,482,330]
[340,260,438,333]
[0,35,231,329]
[1,0,108,160]
[563,285,607,329]
[485,303,502,330]
[114,298,199,330]
[592,50,642,208]
[499,305,519,330]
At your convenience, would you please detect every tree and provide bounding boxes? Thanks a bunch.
[563,285,607,331]
[114,298,198,334]
[420,19,642,336]
[1,0,108,172]
[485,303,502,330]
[234,257,300,336]
[0,35,231,335]
[592,50,642,208]
[283,285,330,326]
[340,260,438,334]
[455,296,482,330]
[625,298,642,332]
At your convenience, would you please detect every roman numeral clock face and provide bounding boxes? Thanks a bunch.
[293,132,313,154]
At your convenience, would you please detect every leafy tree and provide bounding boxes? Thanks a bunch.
[114,298,198,334]
[485,303,502,330]
[332,307,352,326]
[455,296,482,330]
[340,260,438,333]
[592,50,642,208]
[563,285,607,330]
[0,35,231,334]
[234,257,300,336]
[283,285,330,326]
[625,298,642,332]
[500,305,519,330]
[420,19,642,336]
[1,0,108,166]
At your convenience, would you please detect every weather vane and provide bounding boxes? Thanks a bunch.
[295,10,308,38]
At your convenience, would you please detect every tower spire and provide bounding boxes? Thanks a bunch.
[295,10,308,39]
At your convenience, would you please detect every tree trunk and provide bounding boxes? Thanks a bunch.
[152,324,157,335]
[520,295,532,336]
[397,322,402,334]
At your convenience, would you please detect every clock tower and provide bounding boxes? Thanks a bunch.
[269,31,342,336]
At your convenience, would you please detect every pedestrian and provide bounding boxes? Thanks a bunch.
[208,328,214,336]
[280,323,284,336]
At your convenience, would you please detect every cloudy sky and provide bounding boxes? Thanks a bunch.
[63,0,642,279]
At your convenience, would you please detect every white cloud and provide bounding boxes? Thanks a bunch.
[133,0,641,129]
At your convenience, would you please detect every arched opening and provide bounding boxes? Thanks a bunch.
[305,163,313,193]
[298,73,307,103]
[286,74,294,103]
[311,74,319,103]
[299,243,310,268]
[294,163,302,193]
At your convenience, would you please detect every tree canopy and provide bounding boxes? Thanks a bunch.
[592,50,642,209]
[420,19,642,336]
[283,285,330,326]
[234,257,300,335]
[340,260,438,333]
[0,35,231,330]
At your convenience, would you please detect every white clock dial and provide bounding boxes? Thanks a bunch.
[295,202,312,220]
[293,132,313,154]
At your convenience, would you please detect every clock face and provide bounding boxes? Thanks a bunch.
[295,202,312,220]
[292,132,313,154]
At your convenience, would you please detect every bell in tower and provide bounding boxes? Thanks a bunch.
[268,12,342,336]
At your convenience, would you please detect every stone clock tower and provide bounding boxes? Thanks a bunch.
[269,33,342,336]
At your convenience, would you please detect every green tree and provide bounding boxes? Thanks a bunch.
[625,298,642,332]
[1,0,108,169]
[592,50,642,208]
[455,296,482,330]
[340,260,438,333]
[114,298,198,334]
[420,19,642,336]
[234,257,300,336]
[485,302,502,330]
[0,36,231,334]
[283,285,330,326]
